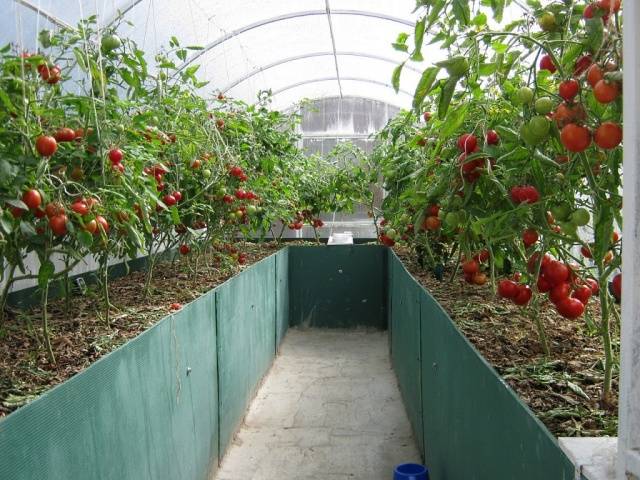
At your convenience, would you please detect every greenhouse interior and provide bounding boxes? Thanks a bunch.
[0,0,638,479]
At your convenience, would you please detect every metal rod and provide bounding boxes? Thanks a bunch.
[13,0,73,29]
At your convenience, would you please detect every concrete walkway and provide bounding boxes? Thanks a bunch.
[215,329,421,480]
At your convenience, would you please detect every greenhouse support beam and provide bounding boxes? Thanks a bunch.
[324,0,343,99]
[174,10,415,74]
[13,0,72,29]
[618,0,640,478]
[271,76,413,98]
[221,52,421,93]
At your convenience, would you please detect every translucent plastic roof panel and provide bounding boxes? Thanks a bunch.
[2,2,58,51]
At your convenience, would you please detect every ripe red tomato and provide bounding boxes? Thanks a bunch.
[597,0,621,12]
[163,194,177,206]
[472,273,488,285]
[49,214,68,236]
[498,279,519,298]
[172,191,182,202]
[22,189,42,210]
[513,285,533,305]
[417,137,427,147]
[593,80,620,104]
[36,135,57,157]
[527,252,552,273]
[581,245,593,258]
[108,148,123,164]
[473,249,490,263]
[179,244,191,255]
[112,162,125,174]
[583,4,596,18]
[39,64,61,84]
[594,122,622,149]
[539,55,556,73]
[423,112,432,122]
[191,159,202,169]
[612,273,621,301]
[424,216,441,231]
[559,79,580,101]
[556,297,585,319]
[612,231,620,243]
[553,102,587,128]
[573,55,593,76]
[510,185,540,204]
[572,285,592,305]
[537,275,552,293]
[586,64,604,87]
[169,303,182,311]
[96,215,109,234]
[45,202,65,218]
[522,228,538,248]
[235,189,246,200]
[560,123,591,152]
[222,194,234,204]
[239,173,248,182]
[216,119,225,129]
[34,208,46,218]
[462,259,480,275]
[229,166,243,177]
[457,133,477,153]
[486,130,500,145]
[585,278,600,295]
[54,127,76,142]
[549,282,571,304]
[544,260,570,286]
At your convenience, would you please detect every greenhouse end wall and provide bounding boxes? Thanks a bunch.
[0,246,576,480]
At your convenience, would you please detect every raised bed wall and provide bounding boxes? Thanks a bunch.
[0,246,576,479]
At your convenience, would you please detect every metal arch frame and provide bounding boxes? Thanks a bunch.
[222,51,422,93]
[271,76,413,98]
[280,94,406,114]
[174,9,415,73]
[13,0,73,29]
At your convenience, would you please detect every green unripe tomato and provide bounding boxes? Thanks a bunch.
[385,228,398,240]
[570,208,591,227]
[534,97,554,114]
[520,124,540,146]
[39,29,52,48]
[551,204,572,221]
[247,205,257,214]
[400,213,410,223]
[202,168,212,178]
[515,87,534,105]
[101,34,122,53]
[528,115,551,137]
[444,211,460,229]
[538,12,557,32]
[560,221,578,237]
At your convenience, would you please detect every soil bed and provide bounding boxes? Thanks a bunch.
[395,246,618,438]
[0,242,282,418]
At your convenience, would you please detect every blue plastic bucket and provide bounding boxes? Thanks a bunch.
[393,463,429,480]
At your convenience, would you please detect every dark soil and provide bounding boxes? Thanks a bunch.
[0,242,281,418]
[395,246,619,438]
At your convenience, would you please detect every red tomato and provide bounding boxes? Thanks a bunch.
[96,215,109,234]
[108,148,123,164]
[527,252,552,273]
[573,55,593,76]
[498,279,519,299]
[172,191,182,202]
[162,194,177,207]
[35,135,57,157]
[513,285,533,305]
[593,80,620,104]
[553,102,587,128]
[539,54,556,73]
[191,159,202,169]
[522,229,539,248]
[462,259,480,275]
[586,278,600,295]
[45,202,65,218]
[424,216,441,231]
[486,130,500,145]
[222,194,234,204]
[229,166,243,177]
[594,122,622,149]
[612,273,621,301]
[473,249,490,263]
[34,208,46,218]
[572,285,592,305]
[544,260,570,286]
[423,112,432,122]
[597,0,621,12]
[83,219,98,235]
[586,64,604,87]
[559,79,580,101]
[22,189,42,210]
[612,231,620,243]
[560,123,591,152]
[235,189,247,200]
[427,204,440,217]
[537,275,553,293]
[54,127,76,142]
[549,282,571,304]
[510,185,540,204]
[457,133,477,153]
[49,214,68,236]
[472,273,488,285]
[169,303,182,311]
[179,244,191,255]
[581,245,593,258]
[556,297,585,319]
[70,201,89,215]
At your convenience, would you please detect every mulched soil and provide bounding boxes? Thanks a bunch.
[395,246,619,438]
[0,242,281,418]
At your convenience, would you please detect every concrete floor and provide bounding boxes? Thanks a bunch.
[215,329,421,480]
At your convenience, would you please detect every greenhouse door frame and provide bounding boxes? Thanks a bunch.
[619,2,640,478]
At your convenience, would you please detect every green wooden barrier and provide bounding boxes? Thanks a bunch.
[288,245,387,329]
[388,252,576,479]
[216,256,277,456]
[0,289,218,480]
[275,247,290,349]
[389,257,424,454]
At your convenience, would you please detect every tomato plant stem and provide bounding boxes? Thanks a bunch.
[41,281,55,364]
[0,263,17,328]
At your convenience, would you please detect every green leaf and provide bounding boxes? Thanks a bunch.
[392,32,410,52]
[73,47,88,71]
[0,214,12,234]
[452,0,471,25]
[392,62,405,93]
[491,0,506,22]
[440,103,468,137]
[170,206,181,225]
[412,67,440,112]
[38,259,55,289]
[0,158,18,181]
[6,199,28,211]
[437,77,458,119]
[19,221,36,238]
[77,230,93,248]
[411,17,426,60]
[584,18,604,54]
[491,41,509,54]
[426,1,446,30]
[479,63,497,76]
[472,13,487,27]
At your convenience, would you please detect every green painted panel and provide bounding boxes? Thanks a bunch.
[275,247,290,350]
[216,256,277,456]
[419,281,576,479]
[389,257,424,454]
[288,245,387,329]
[0,292,218,480]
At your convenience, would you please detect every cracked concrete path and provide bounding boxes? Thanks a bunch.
[215,328,421,480]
